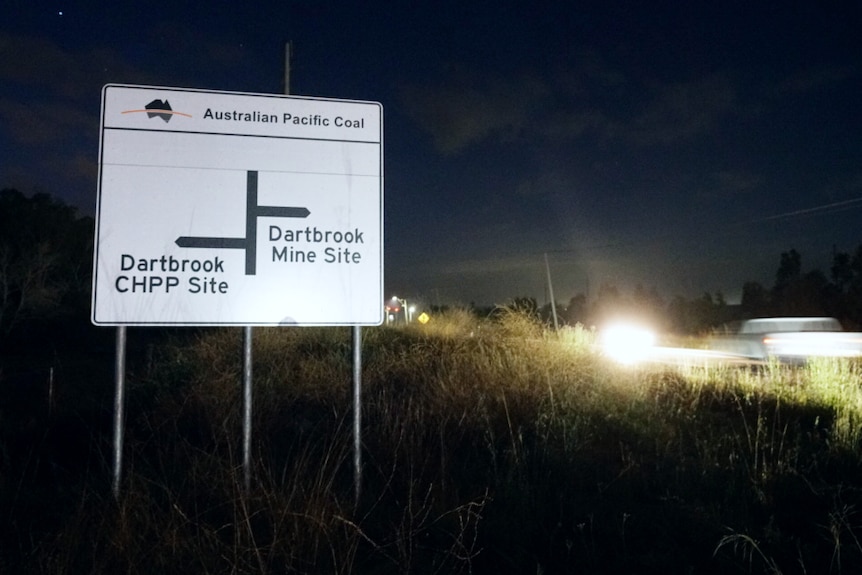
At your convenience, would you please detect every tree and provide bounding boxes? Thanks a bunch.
[740,281,769,318]
[0,189,93,337]
[782,270,829,316]
[831,250,853,292]
[773,249,802,296]
[666,292,729,334]
[841,245,862,327]
[563,293,588,326]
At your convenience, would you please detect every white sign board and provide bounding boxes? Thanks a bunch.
[92,84,383,326]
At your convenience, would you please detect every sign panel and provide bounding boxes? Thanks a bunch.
[92,84,383,326]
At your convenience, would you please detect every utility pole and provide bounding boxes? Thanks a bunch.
[545,253,559,330]
[241,41,295,494]
[284,42,292,96]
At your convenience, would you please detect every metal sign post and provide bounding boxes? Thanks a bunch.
[243,326,253,491]
[353,325,362,504]
[112,326,127,499]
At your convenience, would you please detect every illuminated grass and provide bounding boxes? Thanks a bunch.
[4,310,862,573]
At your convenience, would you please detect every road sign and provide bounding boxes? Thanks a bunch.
[92,84,383,326]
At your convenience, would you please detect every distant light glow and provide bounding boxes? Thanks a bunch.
[600,322,656,364]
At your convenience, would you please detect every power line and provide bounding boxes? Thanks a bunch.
[755,196,862,223]
[544,196,862,254]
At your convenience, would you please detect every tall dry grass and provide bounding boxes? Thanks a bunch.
[3,308,862,573]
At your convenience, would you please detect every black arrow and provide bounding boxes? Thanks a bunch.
[175,237,247,249]
[257,206,310,218]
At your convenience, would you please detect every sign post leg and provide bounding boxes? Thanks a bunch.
[112,325,127,499]
[243,326,253,492]
[353,325,362,505]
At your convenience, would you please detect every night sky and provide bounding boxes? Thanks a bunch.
[2,2,861,308]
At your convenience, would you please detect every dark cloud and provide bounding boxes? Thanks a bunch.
[0,34,131,99]
[400,69,547,154]
[707,170,763,201]
[401,64,741,157]
[625,74,737,145]
[777,64,860,94]
[0,95,92,145]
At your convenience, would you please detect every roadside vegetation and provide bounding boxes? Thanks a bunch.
[4,188,862,572]
[3,309,862,574]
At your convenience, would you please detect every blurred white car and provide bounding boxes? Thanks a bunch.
[709,317,862,362]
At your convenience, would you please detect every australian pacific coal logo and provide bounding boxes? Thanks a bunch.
[121,99,192,123]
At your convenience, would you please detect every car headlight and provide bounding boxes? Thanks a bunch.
[599,322,656,364]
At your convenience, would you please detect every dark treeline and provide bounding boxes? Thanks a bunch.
[2,188,862,340]
[0,188,94,343]
[486,248,862,335]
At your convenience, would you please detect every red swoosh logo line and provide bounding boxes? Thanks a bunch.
[121,109,193,118]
